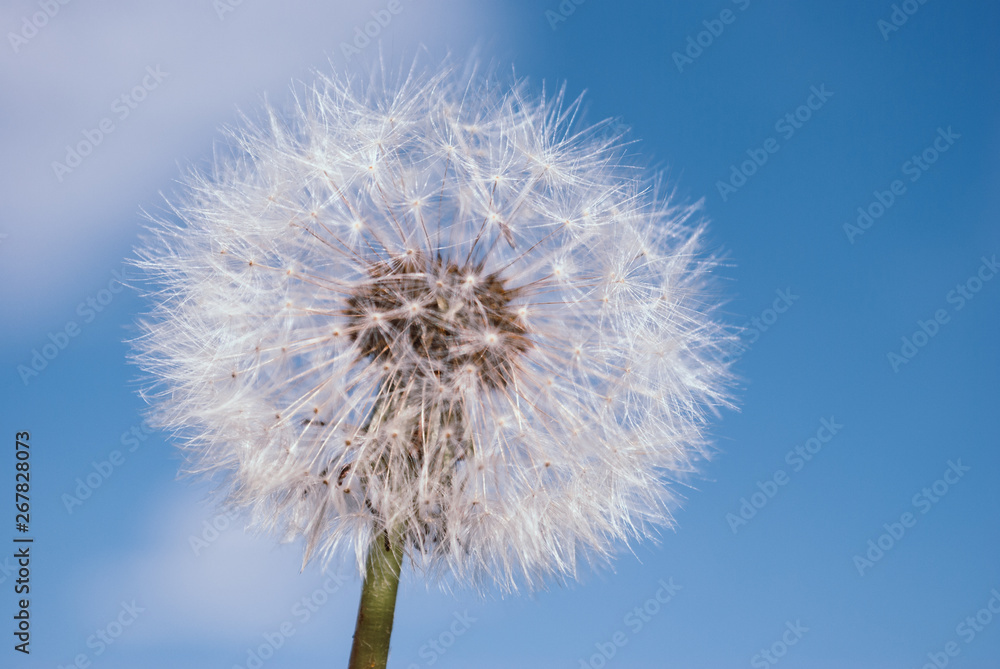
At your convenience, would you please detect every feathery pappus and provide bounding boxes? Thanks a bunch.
[132,58,734,591]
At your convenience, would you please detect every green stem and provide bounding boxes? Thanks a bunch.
[348,529,404,669]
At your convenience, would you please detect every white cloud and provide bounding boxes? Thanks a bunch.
[0,0,503,329]
[78,485,358,648]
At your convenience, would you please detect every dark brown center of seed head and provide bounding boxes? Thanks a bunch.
[345,252,530,388]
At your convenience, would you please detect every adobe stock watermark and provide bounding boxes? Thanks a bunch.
[7,0,73,54]
[405,611,477,668]
[545,0,588,31]
[189,507,241,556]
[716,84,834,202]
[672,0,752,73]
[886,254,996,373]
[15,266,132,385]
[852,459,970,576]
[0,555,18,586]
[51,65,169,182]
[595,116,630,144]
[232,574,348,669]
[726,417,843,534]
[735,288,800,356]
[213,0,247,21]
[877,0,933,41]
[577,577,681,668]
[750,620,809,668]
[918,587,1000,669]
[57,600,145,669]
[62,420,154,513]
[339,0,408,60]
[843,126,960,244]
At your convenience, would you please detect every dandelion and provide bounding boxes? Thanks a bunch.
[133,58,733,667]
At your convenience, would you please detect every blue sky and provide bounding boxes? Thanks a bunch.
[1,1,998,667]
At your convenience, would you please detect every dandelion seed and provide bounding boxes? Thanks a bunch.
[132,57,733,668]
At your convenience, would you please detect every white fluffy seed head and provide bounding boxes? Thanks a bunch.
[132,58,735,591]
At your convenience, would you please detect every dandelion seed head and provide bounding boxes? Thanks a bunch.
[132,58,734,591]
